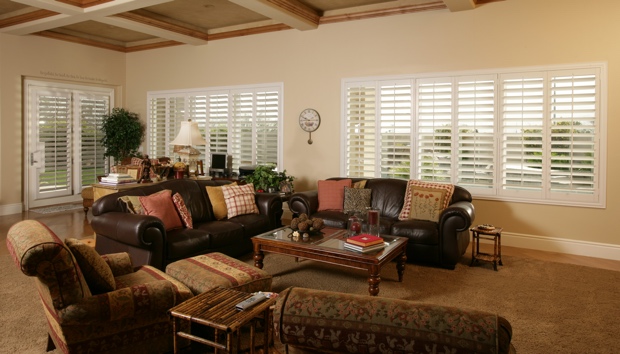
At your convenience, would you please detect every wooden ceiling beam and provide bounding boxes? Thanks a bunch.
[229,0,319,31]
[442,0,476,12]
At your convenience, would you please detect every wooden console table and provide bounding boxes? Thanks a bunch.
[92,181,160,200]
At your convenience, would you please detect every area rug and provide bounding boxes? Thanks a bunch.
[29,204,83,214]
[2,253,619,354]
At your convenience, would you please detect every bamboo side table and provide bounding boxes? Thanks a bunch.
[169,287,276,354]
[470,226,503,271]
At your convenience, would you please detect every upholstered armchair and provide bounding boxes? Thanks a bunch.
[6,220,193,354]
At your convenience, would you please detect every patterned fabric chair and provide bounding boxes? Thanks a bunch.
[274,287,516,354]
[6,220,193,354]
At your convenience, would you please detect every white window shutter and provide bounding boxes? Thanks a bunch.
[78,93,109,185]
[345,82,377,178]
[379,81,413,179]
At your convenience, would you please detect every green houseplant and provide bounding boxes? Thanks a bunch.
[100,108,145,163]
[244,164,295,192]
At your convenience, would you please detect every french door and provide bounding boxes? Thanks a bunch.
[25,79,113,208]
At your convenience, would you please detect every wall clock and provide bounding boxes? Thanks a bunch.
[299,108,321,144]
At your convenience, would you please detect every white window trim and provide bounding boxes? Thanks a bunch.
[341,63,607,208]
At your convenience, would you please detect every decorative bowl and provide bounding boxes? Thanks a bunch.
[477,224,495,230]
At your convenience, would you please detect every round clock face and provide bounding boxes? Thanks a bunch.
[299,108,321,132]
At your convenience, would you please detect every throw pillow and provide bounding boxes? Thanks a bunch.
[65,238,115,295]
[172,193,193,229]
[317,179,352,211]
[221,183,259,218]
[118,195,144,214]
[343,187,372,214]
[139,189,183,231]
[398,180,455,222]
[206,182,237,220]
[352,180,368,189]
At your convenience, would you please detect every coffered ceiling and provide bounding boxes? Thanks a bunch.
[0,0,503,52]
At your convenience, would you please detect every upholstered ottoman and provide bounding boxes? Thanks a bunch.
[165,252,272,295]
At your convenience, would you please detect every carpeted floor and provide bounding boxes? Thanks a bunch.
[2,252,619,353]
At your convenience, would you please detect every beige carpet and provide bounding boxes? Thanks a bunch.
[2,252,619,353]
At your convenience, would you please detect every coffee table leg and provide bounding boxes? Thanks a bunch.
[253,247,264,269]
[396,251,407,282]
[368,265,381,296]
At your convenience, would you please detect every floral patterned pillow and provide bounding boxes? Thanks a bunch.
[172,193,193,229]
[398,180,454,222]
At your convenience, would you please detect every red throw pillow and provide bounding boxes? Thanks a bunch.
[317,179,352,211]
[139,189,183,231]
[172,193,193,229]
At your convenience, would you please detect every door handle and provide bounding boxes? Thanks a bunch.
[31,153,38,166]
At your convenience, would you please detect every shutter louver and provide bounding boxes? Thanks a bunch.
[457,76,496,191]
[255,90,279,168]
[79,94,109,186]
[379,82,412,179]
[417,79,453,182]
[231,92,254,167]
[37,93,71,193]
[148,97,168,157]
[345,83,377,178]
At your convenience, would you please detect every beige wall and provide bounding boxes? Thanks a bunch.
[124,0,620,255]
[0,34,125,212]
[2,0,619,257]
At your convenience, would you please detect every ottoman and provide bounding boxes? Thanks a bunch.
[166,252,272,295]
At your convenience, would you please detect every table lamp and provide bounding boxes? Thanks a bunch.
[170,119,207,177]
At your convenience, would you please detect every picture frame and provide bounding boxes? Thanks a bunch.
[126,166,140,180]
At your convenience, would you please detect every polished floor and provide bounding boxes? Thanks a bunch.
[2,206,620,272]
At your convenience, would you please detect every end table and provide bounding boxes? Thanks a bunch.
[470,226,503,271]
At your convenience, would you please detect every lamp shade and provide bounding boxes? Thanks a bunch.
[170,120,207,146]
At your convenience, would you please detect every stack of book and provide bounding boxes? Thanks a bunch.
[344,234,385,253]
[100,173,137,185]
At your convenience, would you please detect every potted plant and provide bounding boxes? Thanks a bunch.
[100,108,145,164]
[244,164,295,193]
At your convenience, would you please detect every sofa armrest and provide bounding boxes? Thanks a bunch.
[101,252,134,277]
[288,190,318,216]
[439,200,475,233]
[91,212,165,249]
[57,280,176,325]
[255,193,284,229]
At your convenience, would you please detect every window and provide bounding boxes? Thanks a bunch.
[342,63,606,207]
[147,83,282,172]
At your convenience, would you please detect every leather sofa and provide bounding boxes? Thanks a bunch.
[91,178,283,271]
[274,287,515,354]
[288,178,475,269]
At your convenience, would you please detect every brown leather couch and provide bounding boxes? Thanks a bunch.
[91,178,283,270]
[288,178,475,269]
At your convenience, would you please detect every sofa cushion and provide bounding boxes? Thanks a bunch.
[139,189,183,231]
[65,238,115,294]
[399,180,454,222]
[172,192,193,229]
[318,179,352,211]
[352,179,367,188]
[118,195,144,214]
[206,183,237,220]
[221,183,258,218]
[343,187,372,214]
[391,219,439,245]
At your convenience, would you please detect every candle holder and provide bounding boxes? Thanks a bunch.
[366,207,380,236]
[347,213,362,237]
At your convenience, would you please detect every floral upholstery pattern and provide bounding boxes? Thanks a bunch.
[165,252,272,295]
[274,287,515,354]
[5,220,193,354]
[65,238,116,294]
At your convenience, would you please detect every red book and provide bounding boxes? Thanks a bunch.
[346,234,384,247]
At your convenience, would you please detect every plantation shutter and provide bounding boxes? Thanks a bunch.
[168,96,186,157]
[548,69,598,199]
[416,78,453,182]
[77,92,109,186]
[255,90,279,167]
[456,76,496,193]
[379,81,412,179]
[148,97,168,158]
[36,90,72,196]
[230,91,254,169]
[207,92,230,161]
[188,95,208,159]
[499,73,545,197]
[345,83,377,177]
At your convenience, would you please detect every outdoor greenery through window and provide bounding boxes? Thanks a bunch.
[342,63,606,207]
[147,83,282,172]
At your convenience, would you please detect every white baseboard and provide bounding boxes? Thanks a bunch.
[486,231,620,262]
[0,203,23,216]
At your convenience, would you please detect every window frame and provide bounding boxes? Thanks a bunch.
[341,63,607,208]
[147,82,284,172]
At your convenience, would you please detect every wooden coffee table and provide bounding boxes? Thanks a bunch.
[252,227,407,296]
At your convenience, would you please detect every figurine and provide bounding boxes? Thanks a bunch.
[139,155,152,183]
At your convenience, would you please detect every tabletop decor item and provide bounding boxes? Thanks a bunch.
[290,213,324,235]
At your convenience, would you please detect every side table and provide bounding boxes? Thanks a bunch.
[470,226,503,271]
[169,287,276,354]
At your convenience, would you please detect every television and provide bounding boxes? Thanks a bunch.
[210,152,228,175]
